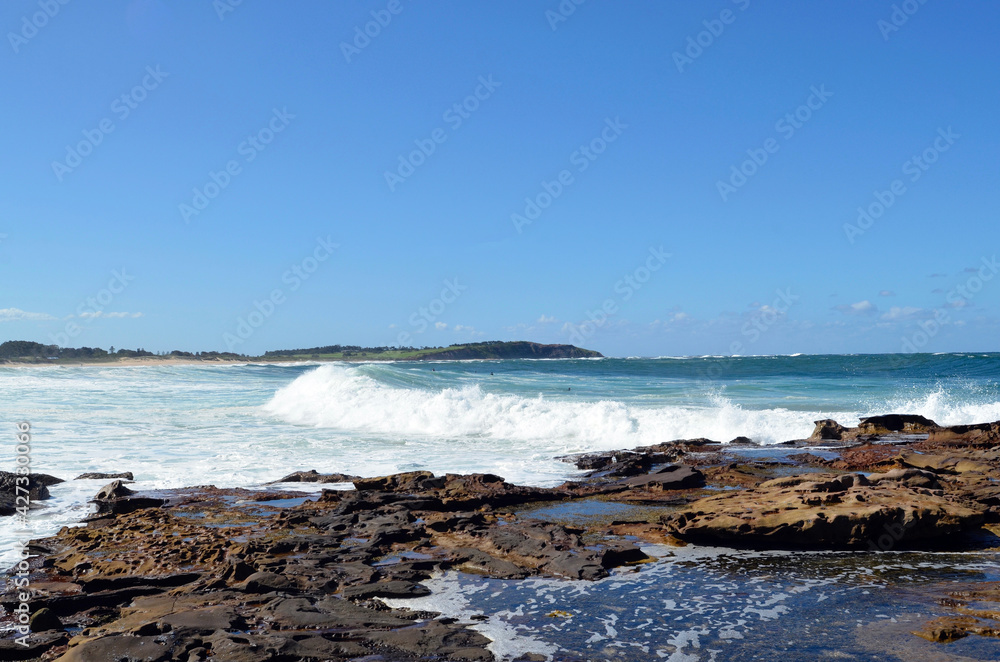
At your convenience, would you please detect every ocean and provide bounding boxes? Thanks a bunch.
[2,353,1000,565]
[3,354,1000,659]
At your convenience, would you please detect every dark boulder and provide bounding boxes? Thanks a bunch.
[29,607,63,632]
[340,580,432,599]
[353,471,444,492]
[90,496,165,517]
[810,419,848,440]
[858,414,939,435]
[266,469,359,484]
[242,571,294,593]
[75,471,134,480]
[619,465,705,490]
[0,471,62,516]
[93,480,134,500]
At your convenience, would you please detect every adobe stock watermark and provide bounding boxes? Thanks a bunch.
[716,84,832,202]
[843,126,958,244]
[10,421,33,649]
[7,0,71,54]
[395,278,467,346]
[896,255,998,354]
[48,269,135,347]
[213,0,244,21]
[545,0,587,31]
[673,0,751,73]
[692,287,800,391]
[51,66,169,182]
[223,236,338,351]
[512,117,627,234]
[564,246,670,345]
[384,75,501,192]
[878,0,930,41]
[340,0,404,63]
[735,288,799,351]
[179,108,295,223]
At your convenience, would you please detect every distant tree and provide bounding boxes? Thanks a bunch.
[0,341,55,358]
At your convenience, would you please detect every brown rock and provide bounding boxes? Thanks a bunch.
[867,467,940,489]
[261,595,412,629]
[353,470,441,492]
[241,571,293,593]
[339,580,432,599]
[0,632,67,659]
[0,471,61,516]
[926,421,1000,446]
[75,472,134,480]
[857,414,939,435]
[362,619,493,660]
[91,496,166,517]
[93,480,134,500]
[810,419,847,440]
[266,469,358,484]
[830,444,901,471]
[665,471,984,548]
[57,634,175,662]
[619,465,705,490]
[898,449,992,474]
[29,607,63,631]
[452,548,530,579]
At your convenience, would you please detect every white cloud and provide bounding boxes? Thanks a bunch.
[452,325,486,338]
[879,290,895,297]
[651,311,692,331]
[77,311,143,319]
[834,300,877,315]
[434,321,448,330]
[537,315,557,324]
[852,300,876,313]
[0,307,56,322]
[880,306,923,321]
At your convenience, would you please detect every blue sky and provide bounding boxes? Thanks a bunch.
[1,1,998,357]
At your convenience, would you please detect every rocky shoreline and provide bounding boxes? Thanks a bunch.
[3,413,1000,659]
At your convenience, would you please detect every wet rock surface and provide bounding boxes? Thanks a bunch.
[4,413,1000,656]
[0,478,649,660]
[74,472,134,481]
[265,469,359,484]
[663,471,984,548]
[0,472,63,517]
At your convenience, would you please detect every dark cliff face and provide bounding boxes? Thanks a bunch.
[412,341,602,361]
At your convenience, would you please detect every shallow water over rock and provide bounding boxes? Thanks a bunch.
[385,545,1000,661]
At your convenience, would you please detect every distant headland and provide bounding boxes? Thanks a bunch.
[0,340,602,366]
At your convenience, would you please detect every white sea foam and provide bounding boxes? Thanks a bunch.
[871,386,1000,427]
[262,365,829,447]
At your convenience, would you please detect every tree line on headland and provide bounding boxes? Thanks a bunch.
[0,340,601,363]
[0,340,242,361]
